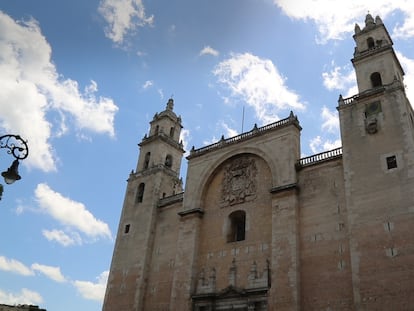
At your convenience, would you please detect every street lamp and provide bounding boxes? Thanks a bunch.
[0,134,29,199]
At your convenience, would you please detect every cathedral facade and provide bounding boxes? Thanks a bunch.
[103,14,414,310]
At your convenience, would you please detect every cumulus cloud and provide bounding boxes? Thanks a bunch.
[322,63,356,91]
[42,229,82,247]
[0,254,112,304]
[0,288,43,305]
[213,52,305,125]
[31,263,66,283]
[0,256,34,276]
[99,0,154,44]
[73,271,109,302]
[200,46,219,57]
[0,11,118,172]
[321,106,339,133]
[274,0,414,43]
[35,183,112,242]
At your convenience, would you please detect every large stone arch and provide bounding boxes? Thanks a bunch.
[193,150,274,293]
[185,147,280,211]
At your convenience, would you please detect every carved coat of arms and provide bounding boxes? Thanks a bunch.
[220,156,257,207]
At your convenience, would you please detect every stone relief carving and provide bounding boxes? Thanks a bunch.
[220,156,257,207]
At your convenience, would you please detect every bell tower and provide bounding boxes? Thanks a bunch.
[103,99,184,311]
[338,14,414,309]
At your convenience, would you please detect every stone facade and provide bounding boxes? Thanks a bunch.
[103,14,414,310]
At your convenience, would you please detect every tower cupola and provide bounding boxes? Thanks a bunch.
[352,14,405,93]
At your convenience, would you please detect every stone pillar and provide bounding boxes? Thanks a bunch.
[269,185,300,310]
[169,208,203,310]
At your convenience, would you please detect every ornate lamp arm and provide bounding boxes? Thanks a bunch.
[0,134,29,160]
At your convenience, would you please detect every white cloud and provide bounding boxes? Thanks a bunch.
[42,229,82,247]
[309,135,341,154]
[142,80,153,89]
[0,11,118,172]
[213,52,305,125]
[99,0,154,44]
[73,271,109,302]
[200,121,238,148]
[31,263,66,283]
[35,183,112,241]
[200,46,219,57]
[0,288,43,306]
[392,2,414,39]
[203,136,220,146]
[321,106,339,133]
[221,121,238,137]
[308,106,341,154]
[396,51,414,103]
[180,128,191,156]
[158,88,164,100]
[322,63,356,91]
[0,256,34,276]
[274,0,414,42]
[136,50,146,57]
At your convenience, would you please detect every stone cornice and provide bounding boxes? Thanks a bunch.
[187,113,301,160]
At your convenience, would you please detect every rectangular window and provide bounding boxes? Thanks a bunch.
[386,155,397,169]
[124,224,130,234]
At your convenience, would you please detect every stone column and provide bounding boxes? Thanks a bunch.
[169,208,203,310]
[269,185,300,310]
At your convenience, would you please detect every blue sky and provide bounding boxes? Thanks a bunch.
[0,1,413,310]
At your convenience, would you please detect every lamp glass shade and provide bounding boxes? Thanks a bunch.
[1,160,21,184]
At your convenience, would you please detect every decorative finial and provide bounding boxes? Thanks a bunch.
[375,15,383,25]
[338,94,345,105]
[166,98,174,110]
[354,23,361,34]
[365,13,375,27]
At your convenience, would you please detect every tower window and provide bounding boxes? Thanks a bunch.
[370,72,382,88]
[227,210,246,242]
[367,37,375,49]
[144,152,151,169]
[124,224,130,234]
[386,155,397,170]
[155,125,159,135]
[170,127,175,138]
[165,155,173,168]
[136,183,145,203]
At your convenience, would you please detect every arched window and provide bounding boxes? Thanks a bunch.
[144,152,151,169]
[136,183,145,203]
[165,154,173,168]
[154,125,159,135]
[367,37,375,49]
[370,72,382,88]
[169,127,175,138]
[227,210,246,242]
